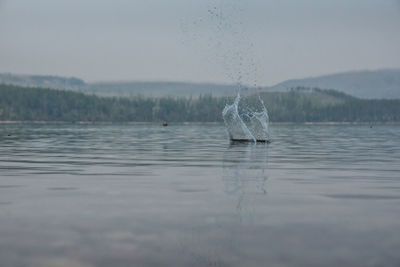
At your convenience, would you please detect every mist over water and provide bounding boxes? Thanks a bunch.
[0,1,399,267]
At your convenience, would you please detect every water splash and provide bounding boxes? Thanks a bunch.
[180,0,270,142]
[222,87,269,143]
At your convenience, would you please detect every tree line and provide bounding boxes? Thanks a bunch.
[1,84,399,123]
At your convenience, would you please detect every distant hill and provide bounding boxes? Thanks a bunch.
[266,69,400,99]
[0,73,236,97]
[0,73,85,90]
[84,81,235,98]
[1,69,400,99]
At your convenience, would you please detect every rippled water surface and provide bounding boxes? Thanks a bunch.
[1,124,400,267]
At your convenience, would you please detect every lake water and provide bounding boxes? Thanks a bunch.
[1,124,400,267]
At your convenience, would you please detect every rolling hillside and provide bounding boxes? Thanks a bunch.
[0,73,85,90]
[266,69,400,99]
[1,69,400,99]
[84,81,235,98]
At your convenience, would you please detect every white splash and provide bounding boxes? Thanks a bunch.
[222,88,269,143]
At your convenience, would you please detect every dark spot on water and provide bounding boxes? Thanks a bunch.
[325,194,400,200]
[47,187,78,191]
[0,185,25,189]
[0,201,12,205]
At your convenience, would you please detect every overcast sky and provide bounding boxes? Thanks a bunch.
[0,0,399,86]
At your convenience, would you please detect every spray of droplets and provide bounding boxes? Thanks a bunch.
[181,0,270,142]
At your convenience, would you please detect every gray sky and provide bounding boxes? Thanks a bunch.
[0,0,399,86]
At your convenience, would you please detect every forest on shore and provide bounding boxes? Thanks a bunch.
[1,84,399,123]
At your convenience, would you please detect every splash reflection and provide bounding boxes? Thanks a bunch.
[223,142,269,222]
[178,143,270,267]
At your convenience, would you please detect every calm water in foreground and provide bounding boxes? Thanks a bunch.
[1,124,400,267]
